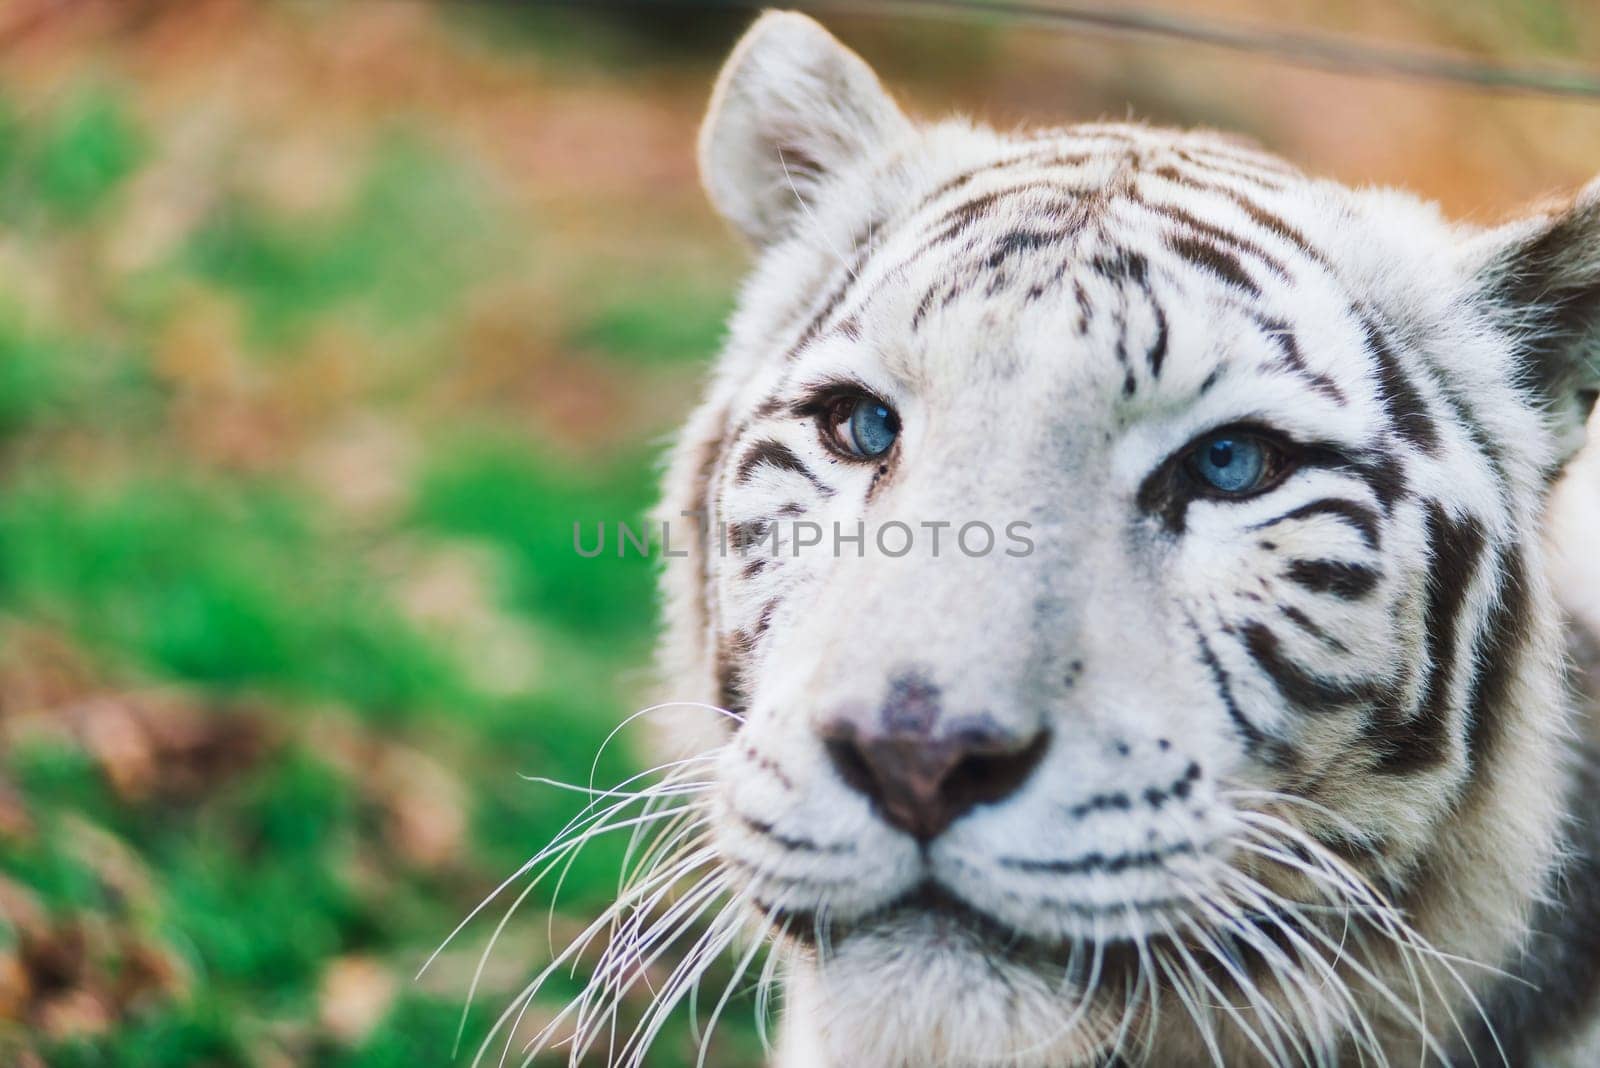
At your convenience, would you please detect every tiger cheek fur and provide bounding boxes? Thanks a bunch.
[647,12,1600,1067]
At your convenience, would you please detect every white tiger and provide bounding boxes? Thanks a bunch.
[503,11,1600,1067]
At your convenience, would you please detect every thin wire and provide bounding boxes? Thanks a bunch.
[518,0,1600,102]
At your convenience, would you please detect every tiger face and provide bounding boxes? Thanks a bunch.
[648,12,1600,1067]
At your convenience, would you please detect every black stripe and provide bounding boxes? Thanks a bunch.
[1278,604,1350,654]
[1146,165,1327,267]
[1090,248,1149,285]
[1189,617,1288,766]
[928,187,1012,245]
[1360,314,1439,452]
[1375,503,1486,774]
[1241,621,1388,711]
[917,150,1102,210]
[1341,451,1409,513]
[715,629,756,718]
[1411,355,1510,489]
[727,519,768,553]
[1146,298,1169,377]
[1252,498,1381,550]
[1073,278,1093,334]
[735,439,835,497]
[739,813,851,855]
[689,410,731,648]
[910,286,937,333]
[1178,143,1300,177]
[1227,195,1322,261]
[1173,149,1289,190]
[985,227,1071,270]
[787,246,874,359]
[1144,199,1289,280]
[925,181,1083,247]
[1168,234,1260,295]
[901,184,1101,324]
[1463,546,1530,784]
[751,395,788,419]
[1114,304,1135,396]
[1000,839,1196,876]
[1255,317,1345,403]
[1283,559,1381,600]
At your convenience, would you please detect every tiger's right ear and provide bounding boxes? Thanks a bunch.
[1466,177,1600,465]
[699,11,910,248]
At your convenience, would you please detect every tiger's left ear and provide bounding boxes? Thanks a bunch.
[699,11,911,248]
[1468,177,1600,463]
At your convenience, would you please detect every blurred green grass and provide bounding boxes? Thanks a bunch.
[0,7,750,1063]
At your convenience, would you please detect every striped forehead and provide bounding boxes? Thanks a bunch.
[812,127,1361,403]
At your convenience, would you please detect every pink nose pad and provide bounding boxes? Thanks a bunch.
[820,721,1051,841]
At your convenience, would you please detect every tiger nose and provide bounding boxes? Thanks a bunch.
[821,721,1051,842]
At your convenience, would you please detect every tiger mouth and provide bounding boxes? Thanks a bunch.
[762,880,1153,979]
[761,878,1305,996]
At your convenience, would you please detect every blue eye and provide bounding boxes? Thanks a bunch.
[1186,433,1272,495]
[844,398,900,458]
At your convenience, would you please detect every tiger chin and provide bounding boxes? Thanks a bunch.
[565,11,1600,1068]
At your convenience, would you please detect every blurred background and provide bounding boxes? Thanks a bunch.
[0,1,1596,1064]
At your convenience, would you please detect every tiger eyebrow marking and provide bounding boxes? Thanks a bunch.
[735,439,837,497]
[1358,311,1440,452]
[1254,316,1346,403]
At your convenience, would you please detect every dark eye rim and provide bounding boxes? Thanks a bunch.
[1176,423,1299,500]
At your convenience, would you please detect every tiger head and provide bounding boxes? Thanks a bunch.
[651,12,1600,1066]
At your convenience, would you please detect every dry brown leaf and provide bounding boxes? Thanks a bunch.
[317,954,396,1045]
[36,988,112,1041]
